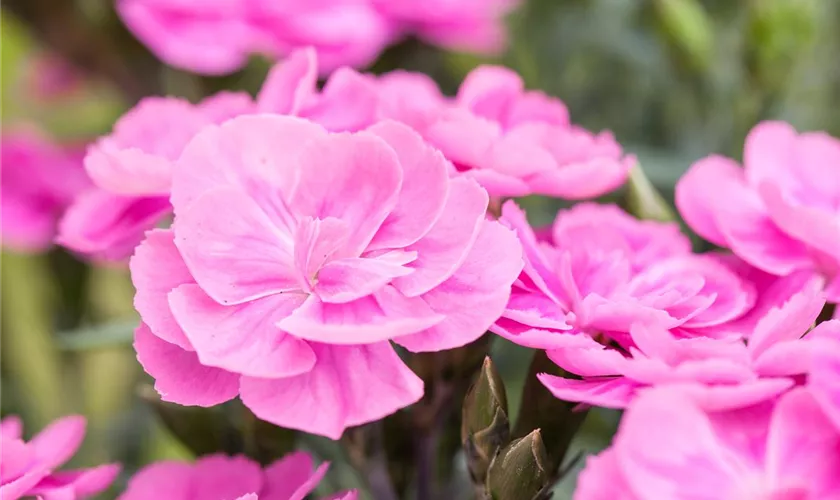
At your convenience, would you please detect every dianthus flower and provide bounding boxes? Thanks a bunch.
[120,452,355,500]
[1,128,90,252]
[677,121,840,301]
[574,386,840,499]
[0,415,120,500]
[130,114,522,438]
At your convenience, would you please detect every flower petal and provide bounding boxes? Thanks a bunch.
[257,47,318,115]
[396,219,523,352]
[169,285,315,379]
[134,323,239,406]
[130,229,194,350]
[277,286,444,345]
[675,155,745,247]
[289,132,403,257]
[537,374,639,409]
[119,461,194,500]
[240,342,423,440]
[365,120,450,251]
[174,187,298,305]
[190,455,263,500]
[393,178,488,297]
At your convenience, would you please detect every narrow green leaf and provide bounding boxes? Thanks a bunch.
[55,318,139,351]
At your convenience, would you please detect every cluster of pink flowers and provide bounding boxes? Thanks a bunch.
[0,415,119,500]
[57,47,632,262]
[116,0,521,75]
[120,451,355,500]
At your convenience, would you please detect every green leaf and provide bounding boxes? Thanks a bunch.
[55,318,138,351]
[625,163,678,223]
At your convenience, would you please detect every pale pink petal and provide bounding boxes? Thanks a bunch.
[396,219,523,352]
[30,415,85,469]
[119,461,193,500]
[174,187,298,305]
[198,91,255,123]
[455,65,523,121]
[240,342,424,440]
[1,416,23,440]
[134,323,239,406]
[759,181,840,261]
[765,388,840,495]
[315,255,414,304]
[169,285,315,378]
[393,178,487,297]
[537,374,639,408]
[277,286,444,344]
[289,132,402,256]
[574,449,637,500]
[191,454,263,500]
[84,144,173,195]
[262,452,329,500]
[809,329,840,431]
[130,229,194,350]
[747,274,825,360]
[293,216,351,288]
[424,109,500,169]
[171,115,327,215]
[675,155,746,247]
[547,340,628,378]
[491,321,581,350]
[462,168,531,198]
[742,121,800,189]
[497,290,571,334]
[615,389,746,498]
[257,48,318,115]
[32,464,120,499]
[666,379,794,412]
[365,120,450,251]
[57,190,171,260]
[0,470,50,500]
[527,156,633,200]
[715,191,814,276]
[304,68,379,132]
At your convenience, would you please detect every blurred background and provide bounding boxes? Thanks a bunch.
[2,0,839,498]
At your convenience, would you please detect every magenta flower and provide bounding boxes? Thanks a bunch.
[116,0,394,75]
[57,48,378,261]
[574,386,840,500]
[378,66,635,198]
[371,0,520,54]
[537,279,832,410]
[120,452,355,500]
[1,128,90,252]
[130,114,522,438]
[0,415,120,500]
[677,121,840,302]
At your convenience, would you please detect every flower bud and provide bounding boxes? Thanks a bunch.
[486,430,552,500]
[462,357,510,483]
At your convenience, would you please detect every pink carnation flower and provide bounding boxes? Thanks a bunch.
[1,128,90,252]
[574,386,840,500]
[371,0,520,54]
[493,201,799,347]
[677,121,840,302]
[58,48,376,260]
[377,66,635,198]
[539,291,831,410]
[807,320,840,431]
[116,0,394,75]
[130,114,522,439]
[120,452,355,500]
[0,415,120,500]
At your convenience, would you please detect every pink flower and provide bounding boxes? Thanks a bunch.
[537,276,831,410]
[493,201,792,347]
[378,66,635,198]
[57,48,378,260]
[1,128,90,252]
[574,386,840,500]
[130,114,522,439]
[119,452,355,500]
[677,121,840,302]
[371,0,520,54]
[116,0,394,75]
[807,320,840,431]
[0,415,120,500]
